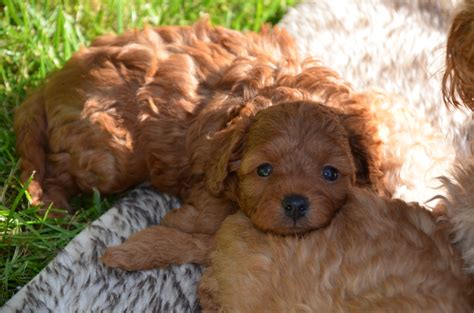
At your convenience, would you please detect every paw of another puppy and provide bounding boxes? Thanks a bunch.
[26,183,72,218]
[34,200,70,219]
[35,189,74,218]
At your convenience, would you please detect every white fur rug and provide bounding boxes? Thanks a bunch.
[280,0,472,205]
[2,1,472,312]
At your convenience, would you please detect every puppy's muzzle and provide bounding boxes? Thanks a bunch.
[282,194,309,221]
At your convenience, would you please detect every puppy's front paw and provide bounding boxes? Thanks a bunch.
[101,225,213,270]
[101,244,151,271]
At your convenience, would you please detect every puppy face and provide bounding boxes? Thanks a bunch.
[236,102,356,235]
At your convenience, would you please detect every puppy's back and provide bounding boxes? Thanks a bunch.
[13,19,301,209]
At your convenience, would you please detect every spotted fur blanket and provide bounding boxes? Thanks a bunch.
[1,186,202,312]
[2,1,471,312]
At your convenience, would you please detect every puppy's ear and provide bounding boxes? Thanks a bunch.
[205,105,255,196]
[338,102,383,191]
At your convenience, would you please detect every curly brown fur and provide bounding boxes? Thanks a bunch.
[15,19,383,215]
[14,19,384,269]
[102,100,382,270]
[15,20,299,211]
[199,190,474,313]
[229,103,371,235]
[443,0,474,110]
[440,159,474,273]
[439,0,474,275]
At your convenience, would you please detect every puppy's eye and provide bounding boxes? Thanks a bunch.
[321,165,339,182]
[257,163,273,177]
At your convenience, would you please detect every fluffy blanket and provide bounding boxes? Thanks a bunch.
[281,0,472,205]
[2,1,472,312]
[1,187,202,312]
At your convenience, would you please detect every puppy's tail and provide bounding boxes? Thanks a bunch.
[439,158,474,274]
[13,89,48,205]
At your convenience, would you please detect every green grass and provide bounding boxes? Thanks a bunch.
[0,0,296,305]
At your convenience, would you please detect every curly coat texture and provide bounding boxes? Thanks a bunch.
[101,99,382,270]
[14,19,382,214]
[13,19,385,269]
[441,160,474,274]
[10,3,474,308]
[441,0,474,274]
[198,191,474,313]
[280,0,473,207]
[443,0,474,110]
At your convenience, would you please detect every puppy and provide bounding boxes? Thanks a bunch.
[14,19,382,219]
[15,19,306,212]
[14,19,383,266]
[102,100,381,270]
[199,190,474,312]
[197,62,474,310]
[280,0,473,209]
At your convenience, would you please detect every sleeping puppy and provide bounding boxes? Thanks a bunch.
[102,100,382,270]
[14,19,383,246]
[15,19,304,213]
[199,190,474,312]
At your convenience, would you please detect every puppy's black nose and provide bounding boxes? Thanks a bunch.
[282,194,309,220]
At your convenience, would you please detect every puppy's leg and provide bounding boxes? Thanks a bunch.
[102,226,214,271]
[41,182,77,215]
[161,183,237,235]
[161,202,235,235]
[102,184,235,270]
[39,164,80,214]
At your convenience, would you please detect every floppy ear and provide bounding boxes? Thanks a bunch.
[338,105,384,192]
[205,104,256,196]
[205,123,248,195]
